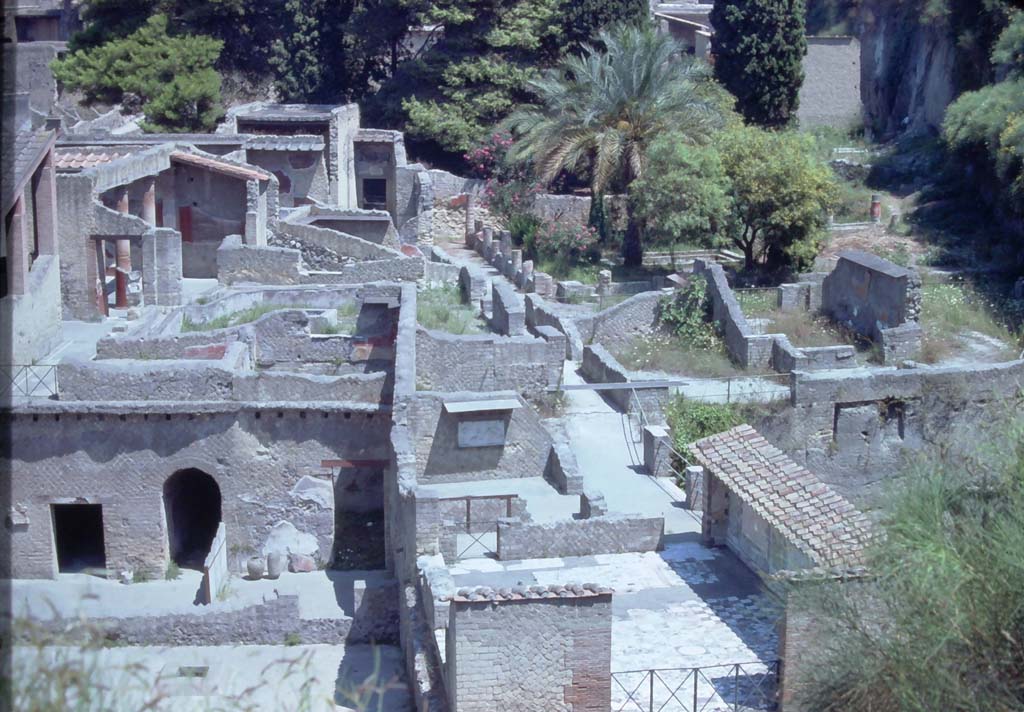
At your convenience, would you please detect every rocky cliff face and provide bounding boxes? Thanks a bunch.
[858,1,958,139]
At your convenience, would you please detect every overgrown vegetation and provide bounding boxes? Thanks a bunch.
[615,275,742,377]
[917,278,1021,363]
[791,410,1024,712]
[416,285,485,334]
[181,303,293,332]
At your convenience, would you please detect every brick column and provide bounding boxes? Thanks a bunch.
[32,153,57,255]
[6,195,27,295]
[115,188,131,308]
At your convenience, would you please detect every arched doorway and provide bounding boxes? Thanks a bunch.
[163,468,222,568]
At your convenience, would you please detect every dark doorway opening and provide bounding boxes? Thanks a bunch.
[52,504,107,573]
[164,469,222,569]
[362,179,387,210]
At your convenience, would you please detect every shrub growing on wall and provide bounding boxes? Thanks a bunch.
[52,14,224,132]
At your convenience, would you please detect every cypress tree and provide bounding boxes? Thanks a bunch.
[710,0,808,128]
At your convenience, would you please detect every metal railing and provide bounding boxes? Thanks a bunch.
[1,364,59,399]
[438,495,515,561]
[611,661,780,712]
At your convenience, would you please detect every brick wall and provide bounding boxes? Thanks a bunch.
[447,592,612,711]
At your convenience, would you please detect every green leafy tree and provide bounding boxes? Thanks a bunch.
[53,14,224,132]
[504,23,725,266]
[716,126,836,271]
[368,0,564,160]
[710,0,808,128]
[631,134,734,251]
[943,11,1024,222]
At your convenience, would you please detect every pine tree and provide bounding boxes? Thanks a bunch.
[710,0,807,128]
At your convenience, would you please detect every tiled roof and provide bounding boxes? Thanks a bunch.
[55,150,133,171]
[445,583,612,602]
[3,130,56,213]
[690,424,874,570]
[245,134,325,152]
[170,151,271,181]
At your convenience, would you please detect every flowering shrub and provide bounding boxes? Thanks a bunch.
[464,132,514,179]
[535,220,599,261]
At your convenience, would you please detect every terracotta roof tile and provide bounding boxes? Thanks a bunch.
[690,424,875,570]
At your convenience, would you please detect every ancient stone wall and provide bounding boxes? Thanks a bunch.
[821,251,922,338]
[496,515,664,560]
[757,360,1024,507]
[490,281,525,336]
[580,344,669,420]
[2,404,389,579]
[446,590,611,712]
[580,290,663,351]
[406,391,551,484]
[415,328,562,396]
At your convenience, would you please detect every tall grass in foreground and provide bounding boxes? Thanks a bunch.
[792,410,1024,712]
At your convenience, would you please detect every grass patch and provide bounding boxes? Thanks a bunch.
[759,310,853,348]
[417,284,486,334]
[734,288,778,318]
[917,278,1020,363]
[182,303,290,332]
[614,333,743,378]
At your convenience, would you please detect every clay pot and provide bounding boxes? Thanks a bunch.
[266,551,285,579]
[246,555,265,580]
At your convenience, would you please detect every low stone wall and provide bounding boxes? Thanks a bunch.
[580,344,669,420]
[416,328,562,396]
[543,420,585,495]
[490,281,526,336]
[279,219,401,261]
[496,515,664,559]
[218,234,423,286]
[525,293,586,360]
[580,290,664,351]
[59,343,390,404]
[22,583,399,647]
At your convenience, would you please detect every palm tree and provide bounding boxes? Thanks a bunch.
[504,23,724,266]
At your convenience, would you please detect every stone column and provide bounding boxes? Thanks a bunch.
[511,249,523,276]
[464,194,477,244]
[142,177,157,226]
[482,227,493,259]
[521,259,534,289]
[32,153,57,255]
[596,269,612,295]
[114,188,131,308]
[6,195,27,295]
